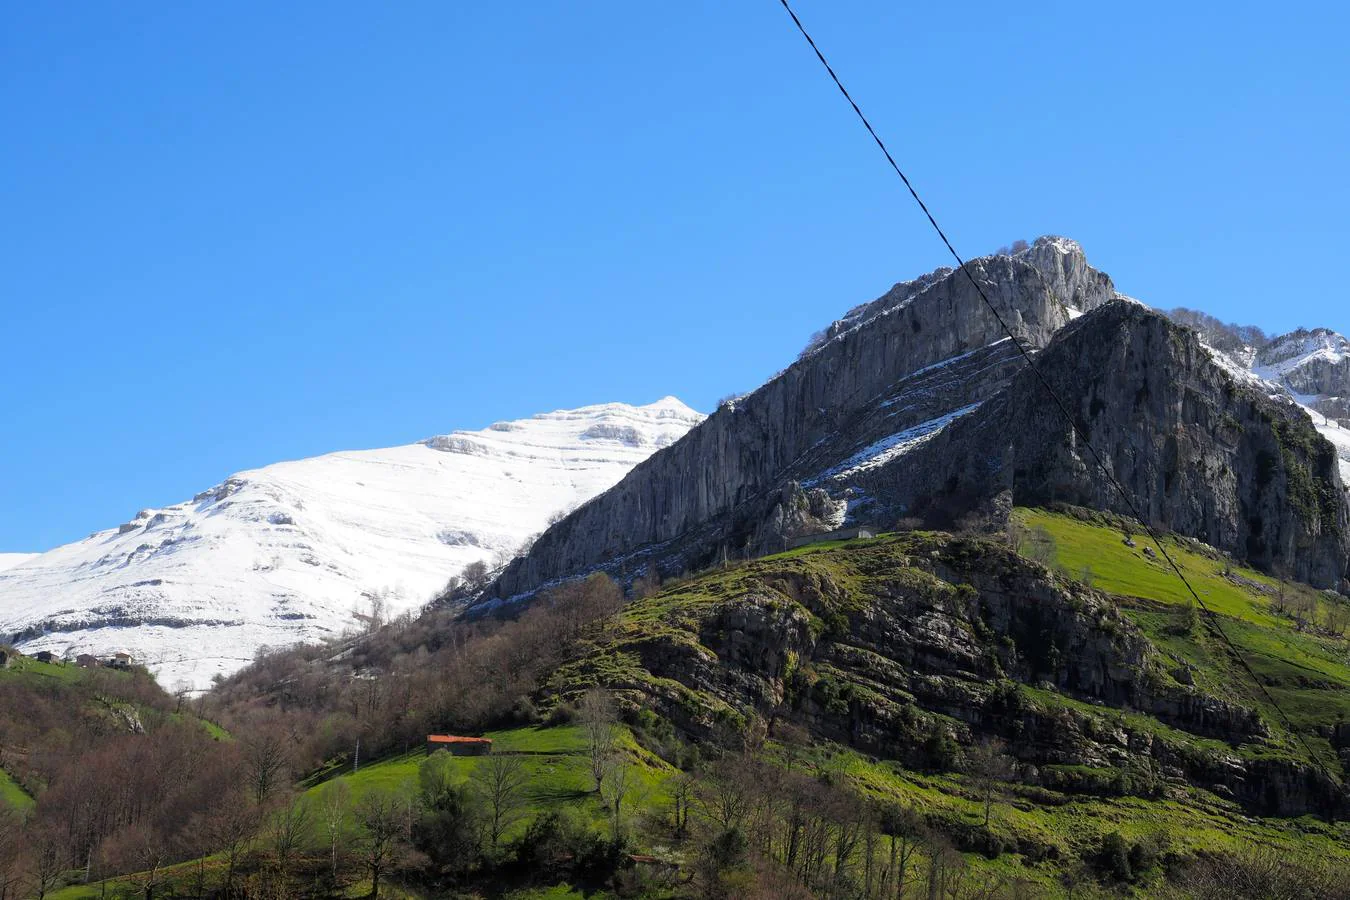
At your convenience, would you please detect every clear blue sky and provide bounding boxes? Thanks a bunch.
[3,2,1347,551]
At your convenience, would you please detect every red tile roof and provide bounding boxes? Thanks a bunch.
[427,734,492,744]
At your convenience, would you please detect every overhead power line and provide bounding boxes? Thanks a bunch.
[774,0,1341,788]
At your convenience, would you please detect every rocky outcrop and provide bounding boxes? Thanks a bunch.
[1256,328,1350,398]
[862,302,1350,588]
[570,534,1340,817]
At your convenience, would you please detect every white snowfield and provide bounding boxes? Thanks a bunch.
[0,554,37,573]
[0,398,702,690]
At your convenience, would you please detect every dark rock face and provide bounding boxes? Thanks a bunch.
[487,240,1350,602]
[865,303,1349,588]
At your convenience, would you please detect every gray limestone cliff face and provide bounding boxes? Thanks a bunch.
[491,239,1114,599]
[862,302,1350,589]
[488,243,1350,602]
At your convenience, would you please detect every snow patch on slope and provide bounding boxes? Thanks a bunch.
[0,398,702,689]
[809,404,982,484]
[1300,407,1350,486]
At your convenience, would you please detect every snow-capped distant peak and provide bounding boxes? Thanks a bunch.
[0,399,703,690]
[427,397,701,454]
[1254,329,1350,381]
[1193,325,1350,486]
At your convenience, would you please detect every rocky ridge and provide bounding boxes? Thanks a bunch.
[561,531,1344,819]
[488,239,1350,603]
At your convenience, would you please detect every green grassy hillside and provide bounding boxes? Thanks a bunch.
[1016,507,1350,752]
[300,724,675,836]
[530,510,1350,893]
[34,509,1350,898]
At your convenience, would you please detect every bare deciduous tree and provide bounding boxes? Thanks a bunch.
[243,728,290,810]
[195,788,256,897]
[354,788,408,900]
[878,802,925,900]
[171,679,193,714]
[462,560,491,588]
[27,824,65,900]
[579,687,618,794]
[319,778,351,886]
[668,772,695,837]
[475,753,529,852]
[268,794,313,880]
[629,569,662,600]
[602,749,639,842]
[966,738,1015,828]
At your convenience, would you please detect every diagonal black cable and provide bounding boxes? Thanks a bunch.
[776,0,1341,786]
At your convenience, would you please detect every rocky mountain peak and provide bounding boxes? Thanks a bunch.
[488,242,1350,605]
[800,235,1114,359]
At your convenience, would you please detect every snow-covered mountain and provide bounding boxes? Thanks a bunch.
[0,554,37,573]
[0,398,703,689]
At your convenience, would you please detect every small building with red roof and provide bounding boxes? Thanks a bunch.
[426,734,493,756]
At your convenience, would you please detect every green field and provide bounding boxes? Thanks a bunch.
[1015,507,1350,751]
[1,654,88,684]
[0,765,33,811]
[304,723,675,838]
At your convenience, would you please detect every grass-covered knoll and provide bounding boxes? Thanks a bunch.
[1,653,100,684]
[1014,507,1350,749]
[789,735,1350,892]
[303,723,675,839]
[1014,507,1337,626]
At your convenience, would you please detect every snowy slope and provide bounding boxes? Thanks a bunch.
[1253,329,1349,383]
[1195,334,1350,484]
[0,398,702,689]
[0,554,37,573]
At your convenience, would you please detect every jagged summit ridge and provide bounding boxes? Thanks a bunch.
[489,238,1136,600]
[801,236,1116,359]
[488,240,1350,604]
[0,398,703,689]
